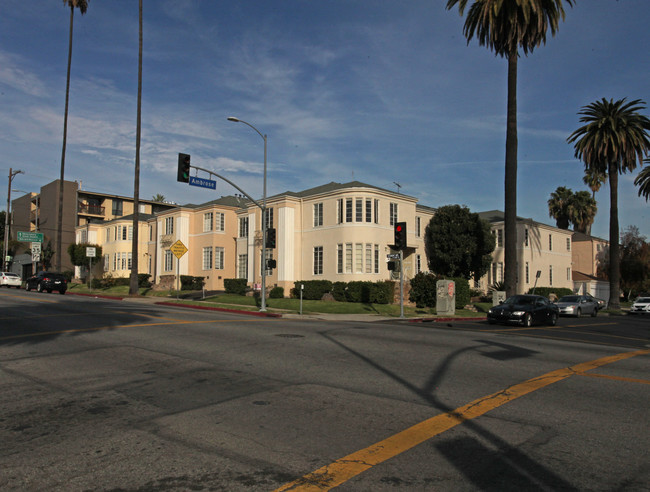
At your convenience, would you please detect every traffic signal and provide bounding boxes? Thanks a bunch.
[265,228,276,249]
[177,153,191,183]
[266,259,277,269]
[387,261,396,271]
[394,221,407,250]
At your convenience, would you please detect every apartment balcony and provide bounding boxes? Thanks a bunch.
[78,202,105,217]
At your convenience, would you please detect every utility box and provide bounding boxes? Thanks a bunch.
[493,290,507,306]
[436,280,456,316]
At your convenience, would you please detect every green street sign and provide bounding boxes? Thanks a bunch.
[17,231,44,242]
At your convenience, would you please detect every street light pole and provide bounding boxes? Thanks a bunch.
[4,168,24,271]
[227,117,268,312]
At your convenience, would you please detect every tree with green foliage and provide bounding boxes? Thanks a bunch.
[570,190,597,235]
[67,243,102,266]
[619,226,650,298]
[568,98,650,309]
[547,186,573,229]
[634,158,650,201]
[424,205,495,281]
[446,0,573,297]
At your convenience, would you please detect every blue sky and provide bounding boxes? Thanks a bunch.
[1,0,649,240]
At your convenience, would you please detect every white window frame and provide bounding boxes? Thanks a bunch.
[313,246,323,275]
[202,246,213,270]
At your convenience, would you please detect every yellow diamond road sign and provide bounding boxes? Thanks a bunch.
[170,240,188,259]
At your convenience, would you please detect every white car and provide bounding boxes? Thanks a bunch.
[1,272,22,288]
[629,297,650,314]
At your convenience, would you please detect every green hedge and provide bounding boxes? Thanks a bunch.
[291,280,333,300]
[269,286,284,298]
[450,277,470,309]
[224,278,248,295]
[408,273,470,309]
[180,275,205,290]
[527,286,573,298]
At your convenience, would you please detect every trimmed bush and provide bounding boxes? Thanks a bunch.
[527,286,573,299]
[224,278,248,295]
[409,272,439,308]
[331,282,347,302]
[450,277,471,310]
[138,274,152,288]
[291,280,333,300]
[269,286,284,298]
[370,281,394,304]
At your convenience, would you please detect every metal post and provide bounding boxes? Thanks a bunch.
[399,249,404,318]
[88,256,92,292]
[4,168,23,272]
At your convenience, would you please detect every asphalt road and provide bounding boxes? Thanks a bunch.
[1,289,648,491]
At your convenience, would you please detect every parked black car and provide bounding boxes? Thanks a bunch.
[487,294,559,327]
[25,271,67,294]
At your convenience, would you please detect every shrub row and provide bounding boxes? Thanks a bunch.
[408,272,470,310]
[180,275,205,291]
[290,280,394,304]
[526,286,573,299]
[224,278,247,295]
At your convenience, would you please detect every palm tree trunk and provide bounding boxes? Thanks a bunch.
[608,163,620,309]
[504,52,518,297]
[57,6,75,272]
[129,0,143,295]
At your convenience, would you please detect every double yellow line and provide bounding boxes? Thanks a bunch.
[276,348,650,491]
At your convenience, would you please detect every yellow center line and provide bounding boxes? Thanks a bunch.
[0,293,58,303]
[275,348,650,491]
[578,372,650,385]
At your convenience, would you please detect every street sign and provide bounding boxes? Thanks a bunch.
[387,253,400,259]
[31,242,41,254]
[189,176,216,190]
[18,231,43,242]
[86,247,96,258]
[170,240,188,259]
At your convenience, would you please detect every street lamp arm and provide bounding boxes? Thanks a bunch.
[227,116,266,141]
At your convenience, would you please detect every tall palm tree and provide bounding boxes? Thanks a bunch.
[569,190,597,235]
[568,98,650,310]
[129,0,143,296]
[582,167,606,199]
[56,0,89,272]
[446,0,573,297]
[634,158,650,200]
[151,193,166,203]
[547,186,573,229]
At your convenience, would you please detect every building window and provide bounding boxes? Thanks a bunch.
[416,254,422,273]
[204,212,213,232]
[165,217,174,235]
[365,243,372,273]
[238,254,248,279]
[337,199,343,224]
[104,255,109,272]
[139,203,146,213]
[566,238,571,251]
[416,217,421,237]
[498,262,503,282]
[345,198,353,223]
[202,246,212,270]
[164,250,173,271]
[524,228,529,247]
[365,199,372,222]
[390,202,398,226]
[313,203,323,227]
[112,200,123,217]
[127,252,132,270]
[215,247,224,270]
[355,198,363,222]
[374,199,379,224]
[264,208,274,229]
[337,244,343,274]
[313,246,323,275]
[497,229,503,247]
[567,267,571,281]
[355,243,363,273]
[549,265,553,285]
[374,244,379,273]
[239,217,249,238]
[549,234,553,251]
[215,212,225,231]
[345,243,353,273]
[121,252,127,270]
[128,226,133,241]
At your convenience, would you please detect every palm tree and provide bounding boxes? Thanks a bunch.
[129,0,143,296]
[547,186,573,229]
[568,98,650,310]
[446,0,573,297]
[583,167,607,199]
[569,190,597,235]
[634,158,650,200]
[56,0,89,272]
[151,193,166,203]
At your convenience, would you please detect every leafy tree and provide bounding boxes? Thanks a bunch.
[424,204,495,281]
[634,158,650,200]
[547,186,573,229]
[42,240,55,270]
[57,0,89,271]
[570,191,598,235]
[446,0,573,297]
[67,243,103,266]
[620,226,650,298]
[568,98,650,309]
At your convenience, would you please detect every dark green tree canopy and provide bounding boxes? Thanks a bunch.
[67,243,102,267]
[424,205,495,281]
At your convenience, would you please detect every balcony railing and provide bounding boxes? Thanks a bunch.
[78,202,105,216]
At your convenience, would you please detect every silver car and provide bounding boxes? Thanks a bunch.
[555,295,599,317]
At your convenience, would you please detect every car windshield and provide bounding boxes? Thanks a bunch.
[3,273,19,277]
[558,296,580,302]
[504,296,535,306]
[635,298,650,303]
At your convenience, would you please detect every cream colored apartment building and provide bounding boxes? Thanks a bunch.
[477,211,574,294]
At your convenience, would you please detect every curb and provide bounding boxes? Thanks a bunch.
[409,317,486,323]
[68,291,125,300]
[154,301,283,317]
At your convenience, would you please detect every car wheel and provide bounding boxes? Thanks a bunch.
[47,289,52,293]
[549,313,558,326]
[523,313,532,327]
[25,283,31,291]
[59,290,66,295]
[36,283,43,293]
[591,308,598,317]
[576,308,581,317]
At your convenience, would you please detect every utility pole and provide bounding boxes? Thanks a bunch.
[4,168,24,271]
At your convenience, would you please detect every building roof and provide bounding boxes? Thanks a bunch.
[98,213,156,225]
[180,195,249,209]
